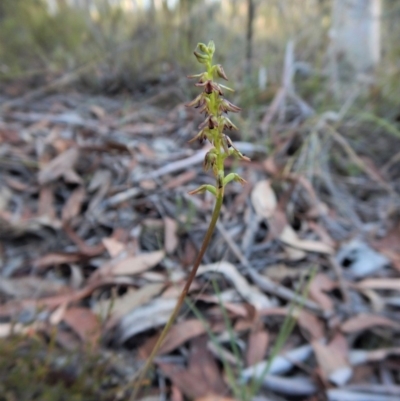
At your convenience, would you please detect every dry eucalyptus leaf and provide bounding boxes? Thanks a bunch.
[62,186,86,222]
[102,237,125,257]
[341,314,400,333]
[63,307,100,344]
[197,262,271,309]
[356,278,400,291]
[93,282,164,321]
[117,297,177,344]
[251,180,277,219]
[280,225,334,255]
[38,147,80,185]
[246,328,269,367]
[312,341,352,386]
[112,250,165,275]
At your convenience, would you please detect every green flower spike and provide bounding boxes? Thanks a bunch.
[187,40,248,196]
[129,41,249,401]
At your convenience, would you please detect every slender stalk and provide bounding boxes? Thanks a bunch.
[130,191,224,401]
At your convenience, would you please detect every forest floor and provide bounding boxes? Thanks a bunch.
[1,77,400,401]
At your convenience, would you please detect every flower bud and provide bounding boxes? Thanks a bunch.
[194,51,209,64]
[198,43,208,54]
[216,64,228,81]
[207,41,215,55]
[203,151,217,172]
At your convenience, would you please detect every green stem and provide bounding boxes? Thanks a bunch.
[130,191,224,401]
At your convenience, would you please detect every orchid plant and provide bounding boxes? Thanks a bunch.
[131,40,249,400]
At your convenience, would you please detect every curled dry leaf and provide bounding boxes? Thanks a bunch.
[312,341,352,387]
[356,278,400,291]
[309,273,337,312]
[251,180,278,219]
[158,336,228,399]
[112,250,165,275]
[62,186,86,222]
[63,307,100,345]
[102,237,125,257]
[196,261,271,309]
[341,314,400,333]
[38,147,80,185]
[155,319,206,356]
[93,282,164,322]
[297,311,325,340]
[246,328,269,367]
[279,225,334,255]
[117,297,177,344]
[35,252,84,269]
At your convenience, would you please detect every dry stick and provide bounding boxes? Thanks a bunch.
[129,192,224,401]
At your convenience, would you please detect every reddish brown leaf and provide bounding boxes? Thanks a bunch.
[64,224,105,257]
[35,252,84,269]
[62,186,86,222]
[297,311,325,340]
[102,237,125,257]
[246,328,269,367]
[158,336,227,399]
[38,147,80,185]
[63,307,100,345]
[341,314,400,333]
[141,319,206,358]
[309,273,337,312]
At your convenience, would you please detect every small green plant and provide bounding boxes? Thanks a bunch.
[130,40,249,400]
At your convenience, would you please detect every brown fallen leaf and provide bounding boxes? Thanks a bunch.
[279,225,334,255]
[38,147,80,185]
[102,237,125,257]
[141,319,206,358]
[112,250,165,275]
[63,307,100,345]
[64,224,105,257]
[356,278,400,291]
[94,282,164,323]
[62,186,86,222]
[312,340,352,386]
[246,328,269,367]
[341,314,400,333]
[309,273,337,312]
[35,252,85,269]
[297,311,325,341]
[158,336,228,399]
[197,262,271,309]
[164,216,178,254]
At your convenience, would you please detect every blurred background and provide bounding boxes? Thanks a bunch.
[1,0,399,115]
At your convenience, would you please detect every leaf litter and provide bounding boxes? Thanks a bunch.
[0,83,400,401]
